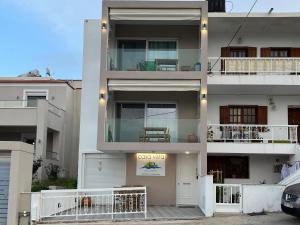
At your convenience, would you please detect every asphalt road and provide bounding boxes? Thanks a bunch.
[37,213,299,225]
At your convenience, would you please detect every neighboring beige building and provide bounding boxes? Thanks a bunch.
[0,76,81,179]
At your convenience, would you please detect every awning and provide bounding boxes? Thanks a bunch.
[108,80,201,92]
[109,9,201,21]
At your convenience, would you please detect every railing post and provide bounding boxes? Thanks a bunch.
[75,190,79,220]
[144,188,147,219]
[271,126,274,144]
[111,190,114,220]
[40,192,43,221]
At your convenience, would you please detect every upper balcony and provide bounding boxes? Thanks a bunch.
[208,57,300,76]
[0,100,64,128]
[101,0,208,79]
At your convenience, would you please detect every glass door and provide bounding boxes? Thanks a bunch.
[146,103,177,142]
[116,103,145,142]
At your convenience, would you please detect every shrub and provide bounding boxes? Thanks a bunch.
[31,178,77,192]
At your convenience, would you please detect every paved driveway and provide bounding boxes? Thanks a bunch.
[37,213,299,225]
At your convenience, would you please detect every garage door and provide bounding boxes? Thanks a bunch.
[84,154,126,188]
[0,158,10,225]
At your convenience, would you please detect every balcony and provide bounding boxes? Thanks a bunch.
[208,57,300,75]
[207,124,298,155]
[208,124,298,143]
[105,118,200,145]
[108,48,201,72]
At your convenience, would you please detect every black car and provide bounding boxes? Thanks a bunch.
[281,183,300,217]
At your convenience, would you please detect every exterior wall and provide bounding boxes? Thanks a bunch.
[220,155,289,184]
[208,19,300,58]
[242,184,285,213]
[126,153,176,206]
[208,94,300,125]
[78,19,101,187]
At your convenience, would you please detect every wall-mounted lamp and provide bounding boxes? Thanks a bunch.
[202,93,207,100]
[101,21,107,30]
[202,23,207,30]
[100,93,105,100]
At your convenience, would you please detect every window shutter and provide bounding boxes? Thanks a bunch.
[221,47,231,57]
[247,47,257,57]
[220,106,230,124]
[290,48,300,57]
[260,48,271,57]
[257,106,268,124]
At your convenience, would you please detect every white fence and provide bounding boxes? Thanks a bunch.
[214,184,242,213]
[37,187,147,221]
[214,184,286,214]
[208,124,298,143]
[208,57,300,75]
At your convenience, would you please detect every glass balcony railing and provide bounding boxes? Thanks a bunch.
[107,49,201,72]
[105,118,200,143]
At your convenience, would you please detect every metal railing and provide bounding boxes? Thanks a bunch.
[39,187,147,221]
[208,124,298,143]
[108,48,201,72]
[214,184,242,213]
[208,57,300,75]
[105,118,201,143]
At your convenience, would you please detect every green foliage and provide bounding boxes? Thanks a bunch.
[31,178,77,192]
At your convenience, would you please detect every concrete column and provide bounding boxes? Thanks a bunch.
[36,100,48,179]
[199,4,208,176]
[78,20,101,188]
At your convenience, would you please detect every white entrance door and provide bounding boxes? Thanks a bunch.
[176,154,198,205]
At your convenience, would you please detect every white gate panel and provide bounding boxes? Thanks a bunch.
[0,159,10,225]
[214,184,242,213]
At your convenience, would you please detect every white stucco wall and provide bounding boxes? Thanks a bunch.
[78,20,101,187]
[208,94,300,126]
[242,184,285,214]
[222,155,289,185]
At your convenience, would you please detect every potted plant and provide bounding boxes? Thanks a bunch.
[81,196,92,207]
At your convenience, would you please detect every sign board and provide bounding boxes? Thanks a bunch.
[136,153,166,176]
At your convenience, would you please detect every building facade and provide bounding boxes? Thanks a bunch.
[0,77,81,179]
[78,0,300,213]
[78,0,209,208]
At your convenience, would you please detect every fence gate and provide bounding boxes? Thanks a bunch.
[214,184,242,213]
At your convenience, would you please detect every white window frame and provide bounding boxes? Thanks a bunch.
[23,89,49,107]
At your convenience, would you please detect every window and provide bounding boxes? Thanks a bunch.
[24,90,48,107]
[270,48,290,57]
[27,96,47,107]
[229,106,257,124]
[147,41,177,61]
[208,156,249,179]
[230,48,247,57]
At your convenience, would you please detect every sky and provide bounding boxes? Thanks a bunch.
[0,0,300,79]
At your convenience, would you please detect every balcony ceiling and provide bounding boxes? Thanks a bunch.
[208,84,300,95]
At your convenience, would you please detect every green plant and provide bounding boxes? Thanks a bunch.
[31,178,77,192]
[45,163,60,180]
[32,158,43,178]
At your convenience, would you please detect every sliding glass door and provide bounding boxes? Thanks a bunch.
[115,103,177,142]
[146,103,177,142]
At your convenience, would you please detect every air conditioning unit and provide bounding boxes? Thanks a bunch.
[207,0,226,12]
